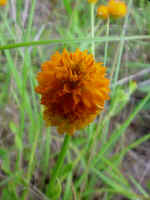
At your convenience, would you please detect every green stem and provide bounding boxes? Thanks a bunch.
[104,18,110,66]
[21,130,40,200]
[46,134,71,197]
[0,35,150,50]
[91,3,95,57]
[113,0,132,89]
[25,0,37,41]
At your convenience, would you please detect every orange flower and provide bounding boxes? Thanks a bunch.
[108,0,127,18]
[0,0,7,6]
[97,5,109,19]
[88,0,98,4]
[35,49,110,135]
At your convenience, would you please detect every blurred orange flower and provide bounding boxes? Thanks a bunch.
[0,0,7,6]
[88,0,98,4]
[97,5,109,19]
[35,49,110,135]
[108,0,127,18]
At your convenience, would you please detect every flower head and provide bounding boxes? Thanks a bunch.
[35,49,110,135]
[97,5,109,19]
[88,0,98,4]
[108,0,127,18]
[0,0,7,6]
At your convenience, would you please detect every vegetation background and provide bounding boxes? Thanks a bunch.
[0,0,150,199]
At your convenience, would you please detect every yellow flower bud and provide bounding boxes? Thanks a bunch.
[108,0,127,18]
[0,0,7,6]
[97,5,109,20]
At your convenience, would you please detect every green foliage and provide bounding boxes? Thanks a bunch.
[0,148,10,174]
[48,178,62,200]
[63,0,73,16]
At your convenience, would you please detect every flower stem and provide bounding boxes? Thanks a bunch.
[91,3,95,57]
[46,134,71,197]
[104,18,110,66]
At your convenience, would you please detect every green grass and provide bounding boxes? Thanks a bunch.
[0,0,150,199]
